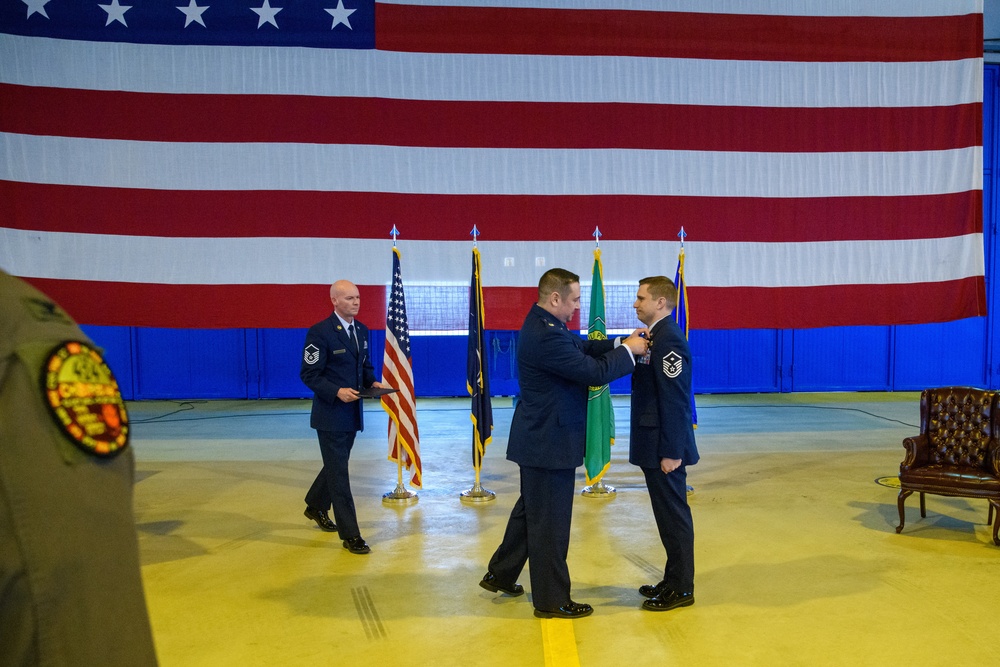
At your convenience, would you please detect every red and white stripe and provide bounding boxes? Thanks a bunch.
[381,336,421,488]
[0,1,985,330]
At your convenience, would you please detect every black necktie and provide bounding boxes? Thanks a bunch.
[348,323,358,354]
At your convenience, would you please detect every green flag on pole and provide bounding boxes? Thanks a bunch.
[584,247,614,484]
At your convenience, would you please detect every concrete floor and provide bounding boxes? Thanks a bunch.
[129,393,1000,667]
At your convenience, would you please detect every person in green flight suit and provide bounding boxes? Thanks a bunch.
[0,269,158,666]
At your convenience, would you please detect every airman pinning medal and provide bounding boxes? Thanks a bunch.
[479,268,649,619]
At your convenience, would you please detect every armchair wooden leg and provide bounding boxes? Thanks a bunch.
[919,492,926,518]
[896,489,913,533]
[989,502,994,527]
[991,500,1000,546]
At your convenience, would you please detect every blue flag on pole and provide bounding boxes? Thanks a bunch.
[673,247,698,427]
[467,247,492,470]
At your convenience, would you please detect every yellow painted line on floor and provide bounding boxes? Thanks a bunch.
[540,618,581,667]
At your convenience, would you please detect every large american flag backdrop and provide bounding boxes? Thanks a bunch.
[0,0,986,331]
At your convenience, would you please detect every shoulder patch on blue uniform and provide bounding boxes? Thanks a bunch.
[41,341,129,458]
[663,351,683,379]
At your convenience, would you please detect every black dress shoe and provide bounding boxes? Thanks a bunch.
[304,507,337,532]
[342,536,371,554]
[638,580,669,598]
[479,572,524,597]
[642,590,694,612]
[533,601,593,619]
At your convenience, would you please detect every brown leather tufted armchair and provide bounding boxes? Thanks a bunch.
[896,386,1000,545]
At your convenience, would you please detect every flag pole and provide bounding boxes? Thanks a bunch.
[676,226,695,498]
[461,225,496,504]
[460,460,495,503]
[382,226,418,506]
[384,425,412,504]
[582,227,616,499]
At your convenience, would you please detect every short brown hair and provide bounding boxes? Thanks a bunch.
[538,268,579,301]
[639,275,677,310]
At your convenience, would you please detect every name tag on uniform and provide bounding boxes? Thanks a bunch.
[332,349,347,355]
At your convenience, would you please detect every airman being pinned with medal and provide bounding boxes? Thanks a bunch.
[629,275,700,612]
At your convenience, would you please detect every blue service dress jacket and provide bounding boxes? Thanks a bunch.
[507,304,636,470]
[629,316,699,468]
[300,313,376,432]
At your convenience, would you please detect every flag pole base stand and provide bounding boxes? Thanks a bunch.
[582,481,616,499]
[460,483,496,504]
[382,484,418,506]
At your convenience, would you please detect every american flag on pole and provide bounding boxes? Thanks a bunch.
[380,246,421,488]
[0,2,984,331]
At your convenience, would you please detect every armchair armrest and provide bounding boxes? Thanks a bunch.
[900,434,930,472]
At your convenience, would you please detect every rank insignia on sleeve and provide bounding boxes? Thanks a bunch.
[23,297,72,325]
[663,351,683,379]
[304,344,320,365]
[41,341,129,458]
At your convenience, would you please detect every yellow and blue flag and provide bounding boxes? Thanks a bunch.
[673,247,698,427]
[467,247,492,470]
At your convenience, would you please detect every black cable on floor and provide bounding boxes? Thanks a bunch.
[695,403,918,429]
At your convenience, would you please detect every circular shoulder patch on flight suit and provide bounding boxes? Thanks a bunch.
[41,341,129,457]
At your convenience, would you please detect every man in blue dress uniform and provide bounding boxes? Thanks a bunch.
[630,275,699,611]
[301,280,384,555]
[479,268,648,618]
